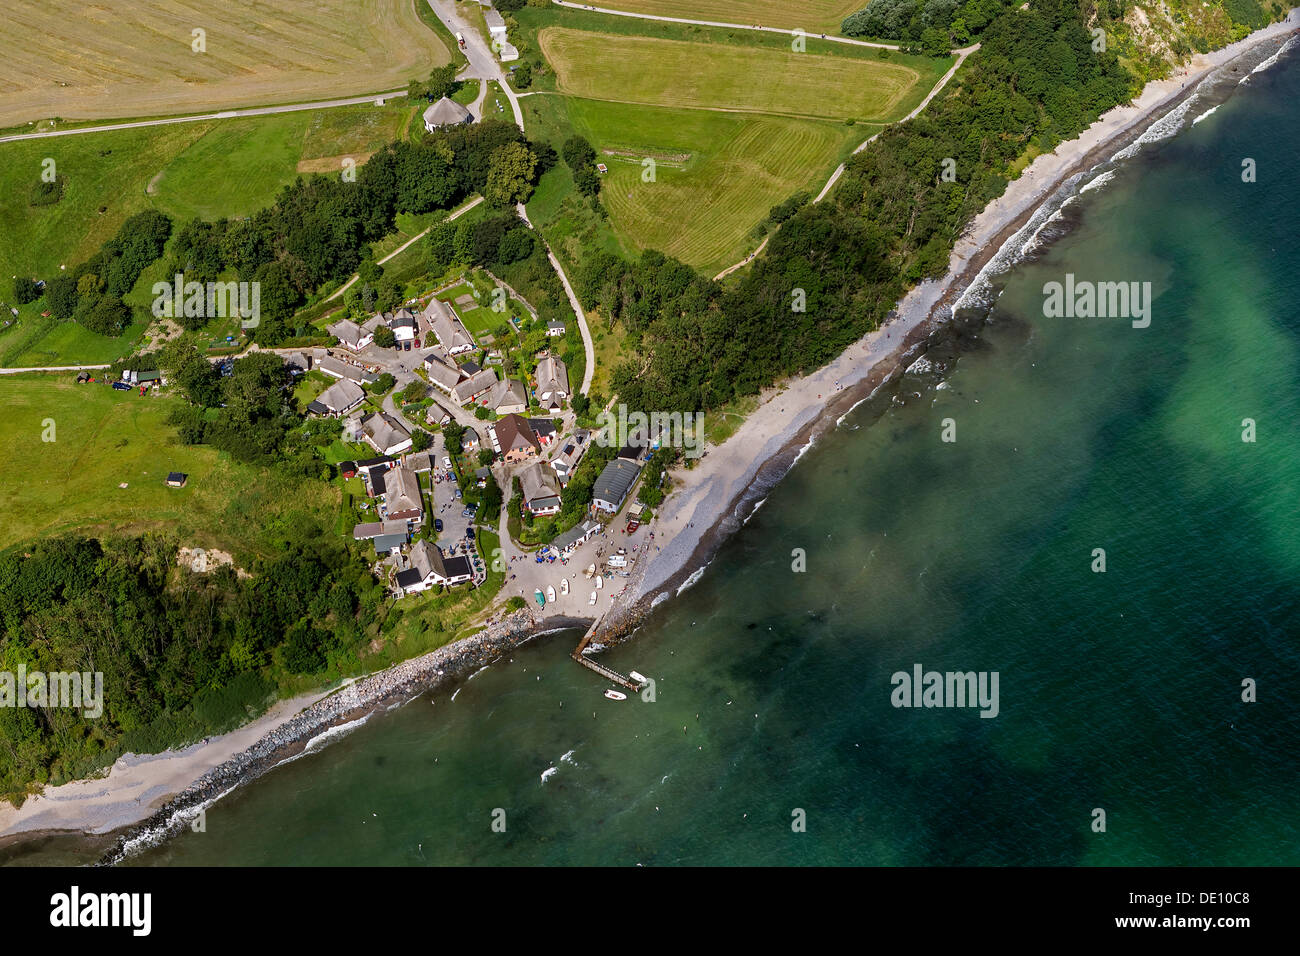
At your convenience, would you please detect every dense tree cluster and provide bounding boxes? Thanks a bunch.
[45,210,172,336]
[160,347,329,469]
[407,64,460,103]
[0,532,381,802]
[562,135,602,203]
[842,0,1010,48]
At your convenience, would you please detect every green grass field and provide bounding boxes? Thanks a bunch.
[539,27,923,122]
[582,0,864,34]
[526,93,869,275]
[0,105,410,280]
[0,374,337,558]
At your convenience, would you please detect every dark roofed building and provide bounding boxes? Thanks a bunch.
[165,472,187,488]
[490,413,541,462]
[591,459,641,514]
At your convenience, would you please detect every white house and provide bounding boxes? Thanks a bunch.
[520,461,562,516]
[423,298,475,355]
[535,352,569,408]
[361,411,413,456]
[396,540,474,595]
[328,318,373,351]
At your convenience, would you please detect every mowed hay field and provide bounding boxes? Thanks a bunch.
[586,0,863,33]
[539,27,922,122]
[554,97,863,274]
[0,375,337,556]
[0,0,450,126]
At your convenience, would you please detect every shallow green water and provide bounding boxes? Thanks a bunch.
[16,50,1300,868]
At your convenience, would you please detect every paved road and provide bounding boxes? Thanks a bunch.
[427,0,525,130]
[551,1,908,50]
[425,0,595,396]
[0,92,407,144]
[0,364,110,374]
[714,42,981,280]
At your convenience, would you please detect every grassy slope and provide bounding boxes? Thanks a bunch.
[0,0,450,126]
[0,374,337,560]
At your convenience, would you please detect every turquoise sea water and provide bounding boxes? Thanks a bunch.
[13,48,1300,868]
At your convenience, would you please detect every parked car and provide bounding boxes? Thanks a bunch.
[111,381,131,390]
[465,527,474,539]
[434,519,443,532]
[461,507,475,518]
[442,457,452,468]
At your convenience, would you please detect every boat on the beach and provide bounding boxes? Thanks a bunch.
[589,591,597,606]
[595,575,604,590]
[560,578,569,596]
[535,589,545,607]
[584,564,595,578]
[604,689,626,701]
[546,585,556,603]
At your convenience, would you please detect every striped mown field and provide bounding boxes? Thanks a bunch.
[538,28,921,122]
[556,96,864,275]
[572,0,863,33]
[0,0,451,126]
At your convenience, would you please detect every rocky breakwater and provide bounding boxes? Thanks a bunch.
[98,609,541,865]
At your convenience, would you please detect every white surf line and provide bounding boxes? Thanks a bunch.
[550,1,905,50]
[327,195,486,302]
[0,92,408,144]
[713,42,980,280]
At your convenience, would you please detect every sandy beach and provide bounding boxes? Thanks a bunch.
[0,690,327,839]
[2,11,1295,850]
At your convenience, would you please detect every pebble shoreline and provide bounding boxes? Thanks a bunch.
[98,608,582,865]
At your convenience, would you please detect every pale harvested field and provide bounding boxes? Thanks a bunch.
[539,28,920,122]
[0,0,451,126]
[582,0,862,33]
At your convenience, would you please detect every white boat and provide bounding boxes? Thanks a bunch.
[589,591,597,606]
[604,689,626,701]
[629,671,648,684]
[595,575,604,590]
[584,564,595,579]
[560,578,569,596]
[546,585,556,603]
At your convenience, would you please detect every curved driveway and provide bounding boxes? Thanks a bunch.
[425,0,595,395]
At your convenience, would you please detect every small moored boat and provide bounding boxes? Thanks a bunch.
[560,578,569,596]
[546,585,556,603]
[629,671,648,684]
[595,575,604,590]
[589,591,597,606]
[604,689,626,701]
[535,589,545,607]
[584,564,595,579]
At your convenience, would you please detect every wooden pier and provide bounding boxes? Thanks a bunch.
[572,621,644,692]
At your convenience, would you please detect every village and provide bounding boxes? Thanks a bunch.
[292,277,664,614]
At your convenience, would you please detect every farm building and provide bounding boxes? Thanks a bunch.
[165,472,188,488]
